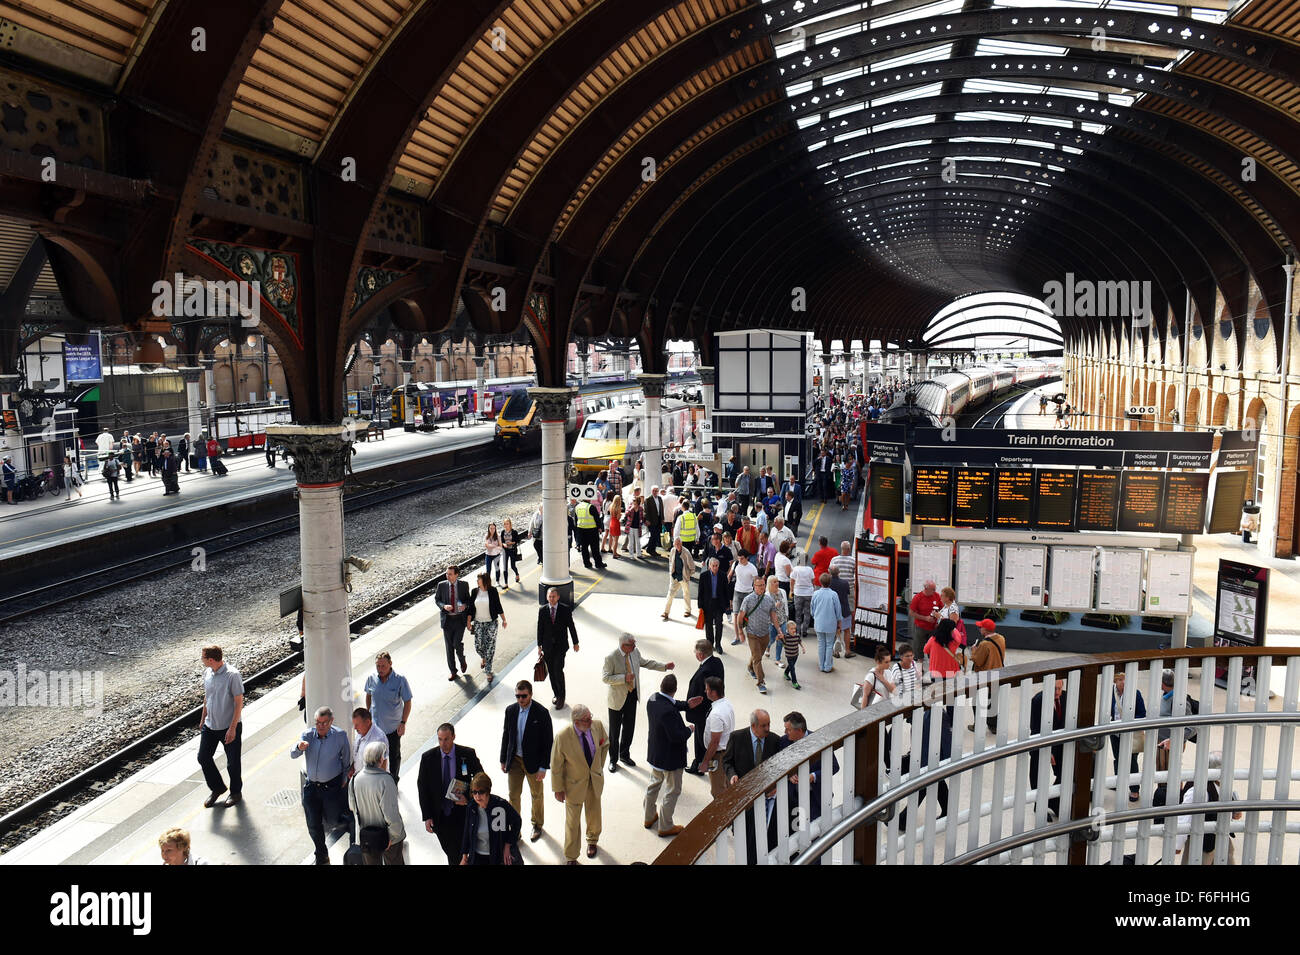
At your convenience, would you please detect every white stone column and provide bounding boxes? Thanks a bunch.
[179,366,203,439]
[638,373,667,492]
[201,358,218,434]
[579,342,590,386]
[531,387,575,604]
[474,355,488,419]
[697,365,715,453]
[266,424,355,722]
[399,359,415,428]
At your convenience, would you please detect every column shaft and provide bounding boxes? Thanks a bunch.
[697,365,715,453]
[530,387,575,604]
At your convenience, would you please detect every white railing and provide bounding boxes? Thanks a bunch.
[656,650,1300,865]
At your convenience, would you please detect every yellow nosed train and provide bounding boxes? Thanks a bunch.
[568,398,692,481]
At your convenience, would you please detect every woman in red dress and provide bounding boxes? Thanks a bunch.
[923,618,963,679]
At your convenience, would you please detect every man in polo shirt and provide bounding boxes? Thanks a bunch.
[365,652,413,783]
[292,706,354,864]
[350,706,389,778]
[909,579,942,646]
[198,645,243,808]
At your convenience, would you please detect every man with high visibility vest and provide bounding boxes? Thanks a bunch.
[673,506,700,559]
[574,498,606,571]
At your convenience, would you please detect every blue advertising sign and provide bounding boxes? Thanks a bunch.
[64,336,103,382]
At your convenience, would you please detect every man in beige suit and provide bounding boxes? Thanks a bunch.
[662,538,695,620]
[551,704,609,864]
[602,634,674,773]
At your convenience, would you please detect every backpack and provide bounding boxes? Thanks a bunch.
[529,512,543,538]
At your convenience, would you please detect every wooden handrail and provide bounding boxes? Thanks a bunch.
[653,647,1298,865]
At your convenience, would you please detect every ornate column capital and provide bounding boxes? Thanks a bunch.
[636,373,668,399]
[528,386,575,422]
[473,355,488,369]
[177,366,203,384]
[397,358,414,372]
[696,365,715,387]
[266,424,354,486]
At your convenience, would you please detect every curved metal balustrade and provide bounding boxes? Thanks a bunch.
[654,649,1300,865]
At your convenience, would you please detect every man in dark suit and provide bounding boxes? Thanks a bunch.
[417,722,484,864]
[779,474,803,507]
[1029,678,1067,818]
[686,638,725,773]
[499,679,553,842]
[772,712,839,862]
[781,490,803,536]
[644,487,664,558]
[537,586,580,709]
[435,564,472,680]
[815,449,833,499]
[723,708,781,864]
[643,673,697,837]
[697,557,730,654]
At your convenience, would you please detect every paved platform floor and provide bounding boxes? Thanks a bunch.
[0,423,495,561]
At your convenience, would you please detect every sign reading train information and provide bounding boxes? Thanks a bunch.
[908,427,1215,469]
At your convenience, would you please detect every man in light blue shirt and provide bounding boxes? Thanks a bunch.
[810,574,841,673]
[365,651,413,782]
[292,706,354,864]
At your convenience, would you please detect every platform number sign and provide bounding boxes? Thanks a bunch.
[567,484,600,503]
[1126,405,1157,417]
[805,421,818,436]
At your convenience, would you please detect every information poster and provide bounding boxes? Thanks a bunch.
[1213,559,1268,646]
[1001,543,1047,607]
[1076,471,1121,531]
[854,536,897,652]
[993,468,1034,529]
[1160,472,1210,535]
[1143,549,1194,616]
[1118,471,1165,532]
[1207,470,1249,535]
[908,540,953,594]
[1033,469,1078,530]
[953,467,994,527]
[1095,548,1144,613]
[911,466,953,525]
[869,461,905,522]
[956,541,999,606]
[1048,546,1095,611]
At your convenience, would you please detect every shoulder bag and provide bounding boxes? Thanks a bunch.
[343,777,364,865]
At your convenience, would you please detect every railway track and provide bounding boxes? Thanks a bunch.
[0,474,540,850]
[0,452,538,626]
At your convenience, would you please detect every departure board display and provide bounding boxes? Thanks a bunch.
[911,466,954,526]
[1118,471,1166,532]
[1160,472,1210,535]
[1076,471,1121,532]
[1033,469,1078,530]
[953,467,994,527]
[993,468,1034,529]
[1207,470,1250,535]
[869,462,905,522]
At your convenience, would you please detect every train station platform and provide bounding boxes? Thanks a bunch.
[2,487,895,865]
[0,422,496,565]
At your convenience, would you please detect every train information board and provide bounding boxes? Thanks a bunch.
[1002,543,1047,607]
[912,466,954,526]
[952,467,994,527]
[869,462,906,522]
[993,468,1034,529]
[1048,546,1095,611]
[1207,470,1250,535]
[1095,548,1144,613]
[1160,472,1210,535]
[1033,469,1078,530]
[956,541,999,606]
[1118,471,1165,532]
[909,540,953,594]
[1076,471,1121,531]
[1144,549,1194,617]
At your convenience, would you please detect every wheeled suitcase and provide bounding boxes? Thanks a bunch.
[211,458,229,476]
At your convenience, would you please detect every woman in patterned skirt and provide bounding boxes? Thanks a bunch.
[468,572,507,686]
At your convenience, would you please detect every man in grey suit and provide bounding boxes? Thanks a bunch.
[601,634,674,773]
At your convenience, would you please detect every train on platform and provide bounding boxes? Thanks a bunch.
[493,369,699,453]
[568,397,694,480]
[388,375,534,428]
[878,357,1062,426]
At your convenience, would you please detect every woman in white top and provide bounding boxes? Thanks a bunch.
[468,572,507,686]
[938,586,965,646]
[483,523,503,587]
[789,557,816,643]
[859,646,897,708]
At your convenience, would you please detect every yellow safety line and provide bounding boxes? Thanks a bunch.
[802,501,825,552]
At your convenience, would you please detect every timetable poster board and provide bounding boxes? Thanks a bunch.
[1160,472,1210,535]
[1033,469,1078,530]
[909,539,953,595]
[1143,549,1194,617]
[869,462,905,522]
[1118,471,1165,533]
[911,466,953,525]
[1095,548,1144,613]
[1001,543,1047,608]
[1048,546,1095,611]
[853,536,897,653]
[952,467,994,527]
[1207,470,1250,535]
[956,541,1000,606]
[993,468,1034,529]
[1213,559,1269,646]
[1076,471,1121,531]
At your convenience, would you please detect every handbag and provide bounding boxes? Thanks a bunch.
[343,778,364,865]
[695,609,705,630]
[533,657,548,683]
